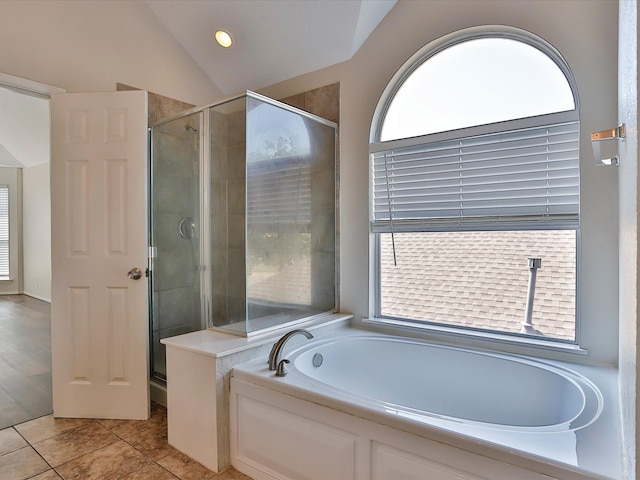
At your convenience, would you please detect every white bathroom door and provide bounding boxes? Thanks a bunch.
[50,90,150,420]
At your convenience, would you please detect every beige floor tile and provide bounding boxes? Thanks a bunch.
[98,418,154,439]
[14,415,91,444]
[32,421,119,467]
[148,403,168,426]
[0,446,50,480]
[156,450,217,480]
[125,424,176,461]
[120,462,180,479]
[98,402,167,439]
[0,427,28,455]
[55,440,152,480]
[215,468,253,480]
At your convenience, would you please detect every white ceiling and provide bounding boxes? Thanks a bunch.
[145,0,397,95]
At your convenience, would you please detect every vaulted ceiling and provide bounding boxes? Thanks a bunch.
[1,0,396,168]
[145,0,397,95]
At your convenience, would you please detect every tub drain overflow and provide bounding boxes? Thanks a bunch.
[312,353,323,367]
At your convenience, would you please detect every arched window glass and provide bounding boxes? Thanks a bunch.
[369,28,580,344]
[380,38,575,141]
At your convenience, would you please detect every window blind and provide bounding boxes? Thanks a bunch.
[0,185,9,277]
[371,121,579,232]
[247,156,311,227]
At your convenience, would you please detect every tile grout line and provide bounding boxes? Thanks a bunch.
[9,425,57,479]
[47,422,124,478]
[115,419,184,479]
[12,418,168,480]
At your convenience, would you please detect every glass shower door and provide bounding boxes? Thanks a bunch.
[149,111,203,382]
[207,93,337,336]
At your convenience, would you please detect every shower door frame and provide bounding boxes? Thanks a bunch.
[148,110,208,385]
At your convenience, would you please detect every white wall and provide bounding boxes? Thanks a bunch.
[262,0,620,367]
[22,162,51,302]
[0,0,222,106]
[0,0,226,301]
[0,167,22,294]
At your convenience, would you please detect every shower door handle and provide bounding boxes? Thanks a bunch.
[127,267,143,280]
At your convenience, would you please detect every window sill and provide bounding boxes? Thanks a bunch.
[362,317,590,362]
[0,277,12,282]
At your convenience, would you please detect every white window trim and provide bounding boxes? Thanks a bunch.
[362,316,589,358]
[368,231,583,352]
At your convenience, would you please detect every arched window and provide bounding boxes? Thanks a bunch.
[369,27,580,343]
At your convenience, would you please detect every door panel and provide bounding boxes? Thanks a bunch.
[50,91,149,419]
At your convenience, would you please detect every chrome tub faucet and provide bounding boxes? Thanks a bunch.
[268,329,314,376]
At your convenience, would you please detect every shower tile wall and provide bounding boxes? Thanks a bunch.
[116,82,195,124]
[309,122,338,308]
[210,109,228,326]
[281,83,340,311]
[280,82,340,124]
[227,109,249,325]
[211,104,247,328]
[152,113,202,377]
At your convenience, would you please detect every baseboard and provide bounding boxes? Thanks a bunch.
[151,380,167,407]
[23,292,52,303]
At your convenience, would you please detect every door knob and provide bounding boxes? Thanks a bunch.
[128,267,142,280]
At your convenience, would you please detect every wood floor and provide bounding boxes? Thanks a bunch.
[0,295,52,430]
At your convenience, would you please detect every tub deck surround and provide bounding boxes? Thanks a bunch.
[230,328,622,480]
[160,313,352,473]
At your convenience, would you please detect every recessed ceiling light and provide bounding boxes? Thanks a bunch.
[215,30,233,48]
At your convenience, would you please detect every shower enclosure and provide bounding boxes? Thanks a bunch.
[149,92,337,383]
[149,111,203,381]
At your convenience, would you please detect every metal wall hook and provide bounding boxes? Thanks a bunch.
[591,124,626,142]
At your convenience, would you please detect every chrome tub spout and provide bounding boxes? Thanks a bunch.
[268,329,314,373]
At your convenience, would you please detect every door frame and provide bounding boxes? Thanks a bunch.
[0,72,65,99]
[0,73,64,425]
[0,73,65,297]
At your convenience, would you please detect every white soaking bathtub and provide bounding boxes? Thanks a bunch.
[230,328,621,480]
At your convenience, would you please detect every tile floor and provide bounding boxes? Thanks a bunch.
[0,402,252,480]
